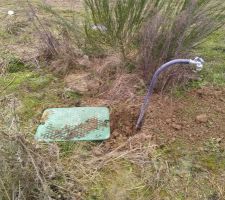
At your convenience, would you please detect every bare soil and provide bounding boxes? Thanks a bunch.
[62,53,225,151]
[83,84,225,150]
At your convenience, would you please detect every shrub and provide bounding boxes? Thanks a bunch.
[139,0,225,87]
[84,0,149,60]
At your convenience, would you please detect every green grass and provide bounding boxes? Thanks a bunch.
[195,30,225,86]
[0,70,67,123]
[84,139,225,199]
[88,160,151,200]
[170,29,225,95]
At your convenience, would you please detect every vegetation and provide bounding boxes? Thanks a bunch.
[1,0,225,199]
[84,0,149,60]
[41,0,225,82]
[139,0,225,84]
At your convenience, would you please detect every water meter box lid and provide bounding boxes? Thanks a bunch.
[35,107,110,142]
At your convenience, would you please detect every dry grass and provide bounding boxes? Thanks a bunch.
[99,74,144,101]
[0,95,156,199]
[37,31,80,76]
[0,96,74,199]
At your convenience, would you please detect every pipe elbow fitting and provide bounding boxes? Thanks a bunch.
[189,57,204,71]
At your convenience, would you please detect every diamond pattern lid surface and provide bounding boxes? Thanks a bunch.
[35,107,110,142]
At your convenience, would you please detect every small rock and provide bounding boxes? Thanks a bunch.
[171,123,182,130]
[196,114,208,123]
[92,148,102,156]
[112,130,120,137]
[166,118,172,124]
[78,55,90,67]
[214,91,222,98]
[215,108,224,114]
[172,118,176,122]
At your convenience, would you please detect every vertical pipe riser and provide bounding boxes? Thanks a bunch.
[136,58,204,129]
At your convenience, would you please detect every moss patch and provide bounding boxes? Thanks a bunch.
[0,72,33,93]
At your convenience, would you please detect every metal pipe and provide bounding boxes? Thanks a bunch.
[136,57,204,129]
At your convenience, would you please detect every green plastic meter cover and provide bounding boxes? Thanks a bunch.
[35,107,110,142]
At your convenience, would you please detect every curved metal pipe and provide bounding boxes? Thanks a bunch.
[136,57,204,129]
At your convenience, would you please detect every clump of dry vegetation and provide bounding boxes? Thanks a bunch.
[22,2,82,76]
[38,30,80,76]
[0,96,67,199]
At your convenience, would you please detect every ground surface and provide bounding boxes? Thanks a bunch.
[1,1,225,200]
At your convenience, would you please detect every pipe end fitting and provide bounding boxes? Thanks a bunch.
[190,57,204,71]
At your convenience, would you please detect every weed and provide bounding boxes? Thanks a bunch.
[125,61,136,73]
[58,142,77,157]
[0,53,31,74]
[6,57,29,73]
[5,20,28,35]
[63,90,82,100]
[0,72,33,93]
[22,74,54,91]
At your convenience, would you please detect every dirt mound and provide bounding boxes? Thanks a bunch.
[65,73,101,94]
[63,52,225,150]
[94,54,122,76]
[99,74,144,101]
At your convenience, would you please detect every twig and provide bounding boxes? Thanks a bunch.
[0,76,16,94]
[26,0,58,55]
[18,138,52,200]
[88,134,154,165]
[0,178,11,200]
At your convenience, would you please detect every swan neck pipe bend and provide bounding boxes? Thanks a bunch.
[136,57,204,129]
